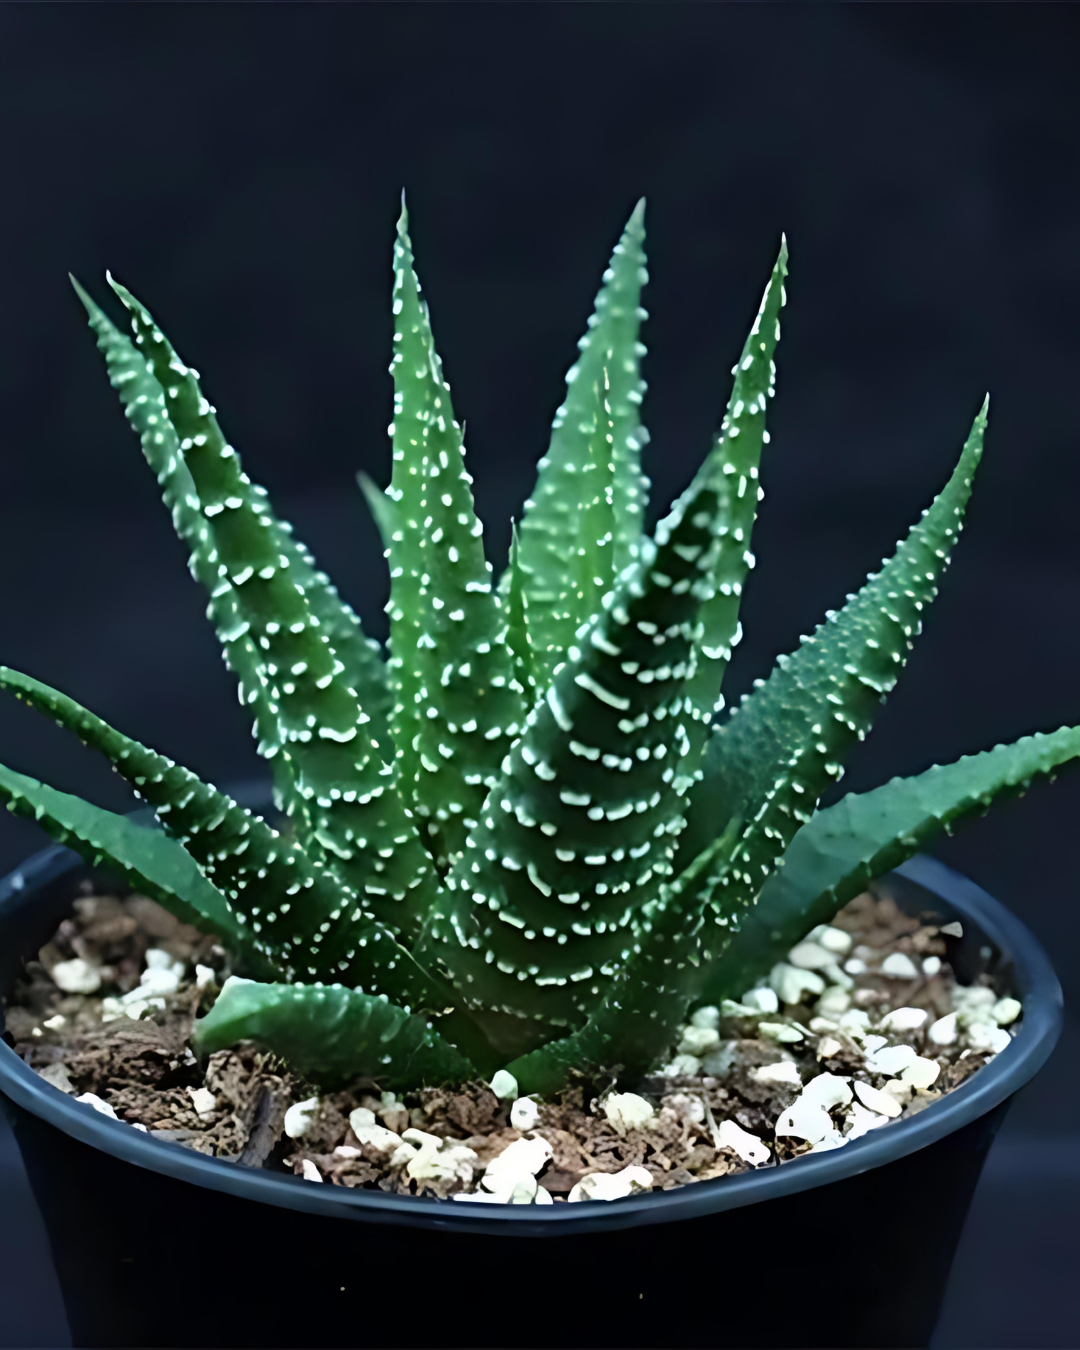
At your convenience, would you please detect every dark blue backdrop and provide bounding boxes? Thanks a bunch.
[0,6,1078,1345]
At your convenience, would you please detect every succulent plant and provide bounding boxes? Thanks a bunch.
[3,200,1078,1096]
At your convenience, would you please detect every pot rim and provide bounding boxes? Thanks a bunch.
[0,841,1062,1237]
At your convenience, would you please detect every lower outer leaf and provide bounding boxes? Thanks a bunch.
[0,667,446,1006]
[195,979,476,1090]
[680,402,987,870]
[511,719,1080,1093]
[699,724,1080,1004]
[0,764,273,978]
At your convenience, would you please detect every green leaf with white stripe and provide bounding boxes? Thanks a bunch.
[75,279,392,765]
[195,978,476,1089]
[510,629,873,1091]
[419,424,765,1056]
[537,367,618,676]
[680,240,787,757]
[384,209,525,871]
[509,817,744,1093]
[0,762,273,974]
[516,202,649,678]
[509,404,990,1088]
[702,723,1080,1002]
[680,400,988,870]
[0,666,441,1008]
[71,278,294,803]
[107,276,439,942]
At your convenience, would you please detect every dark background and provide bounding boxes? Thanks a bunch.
[1,4,1079,1345]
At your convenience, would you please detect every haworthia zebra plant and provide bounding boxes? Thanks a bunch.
[4,200,1079,1094]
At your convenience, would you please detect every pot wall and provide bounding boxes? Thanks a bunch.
[0,842,1063,1348]
[2,1093,1007,1349]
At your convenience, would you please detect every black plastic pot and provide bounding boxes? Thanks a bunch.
[0,838,1062,1349]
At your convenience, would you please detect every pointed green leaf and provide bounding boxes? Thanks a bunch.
[0,667,443,1009]
[105,276,439,940]
[680,400,989,869]
[511,617,878,1092]
[74,279,392,763]
[523,403,994,1084]
[417,253,797,1054]
[357,469,399,551]
[510,404,987,1088]
[195,978,476,1090]
[420,405,770,1051]
[515,202,650,669]
[702,723,1080,1002]
[71,277,295,803]
[0,762,274,974]
[531,368,619,682]
[384,209,525,870]
[680,240,787,749]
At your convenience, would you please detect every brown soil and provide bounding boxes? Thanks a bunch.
[2,886,1012,1201]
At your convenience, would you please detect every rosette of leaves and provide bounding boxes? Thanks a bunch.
[3,199,1078,1094]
